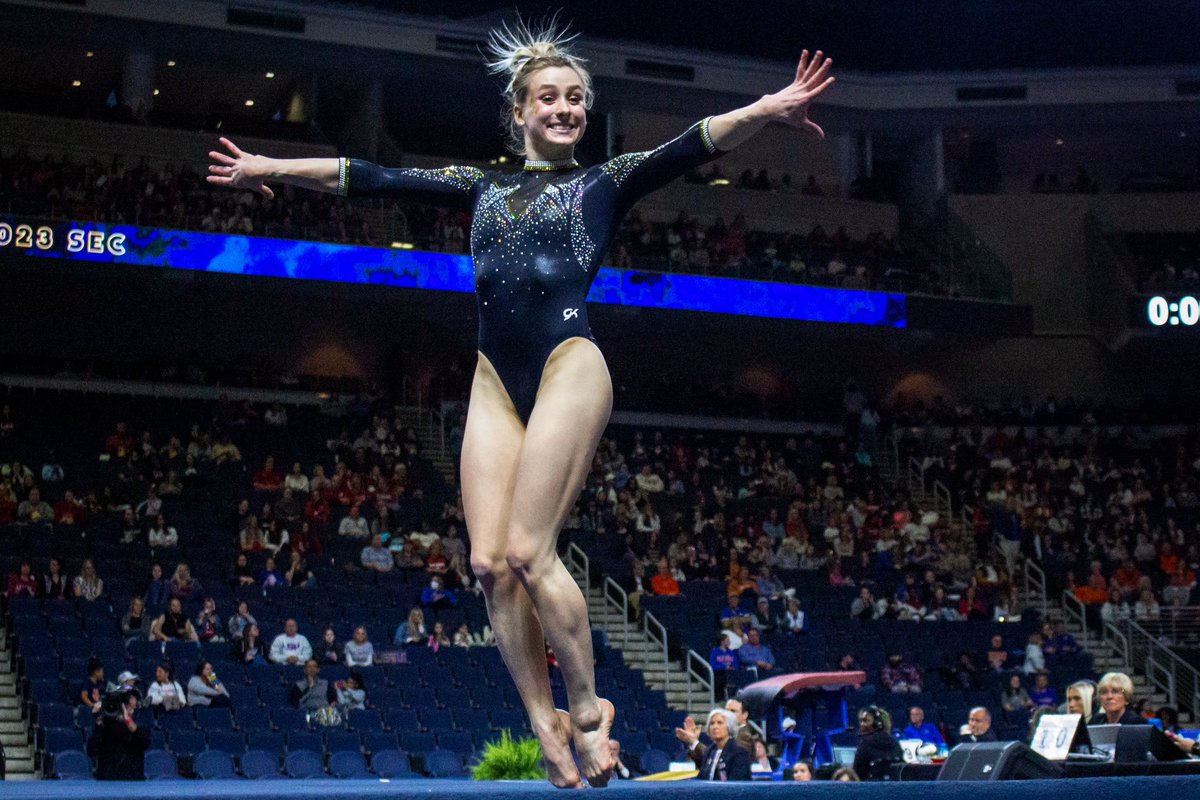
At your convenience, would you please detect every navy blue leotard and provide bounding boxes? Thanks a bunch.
[340,118,723,423]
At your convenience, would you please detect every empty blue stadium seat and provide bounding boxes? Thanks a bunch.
[370,749,414,778]
[424,748,465,778]
[453,708,489,733]
[329,750,371,778]
[272,707,310,731]
[43,727,84,756]
[143,749,180,779]
[35,703,75,730]
[50,749,94,780]
[194,749,238,779]
[400,731,436,755]
[206,730,247,756]
[165,729,206,758]
[234,705,271,732]
[244,730,286,756]
[284,748,325,778]
[362,731,400,754]
[240,749,281,779]
[418,708,454,731]
[286,731,324,753]
[639,748,671,775]
[347,708,384,732]
[194,706,233,731]
[436,731,474,755]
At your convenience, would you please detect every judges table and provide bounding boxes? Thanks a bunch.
[887,758,1200,781]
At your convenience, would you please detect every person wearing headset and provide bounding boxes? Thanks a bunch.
[853,706,903,780]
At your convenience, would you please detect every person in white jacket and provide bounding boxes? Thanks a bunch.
[146,664,187,711]
[270,618,312,664]
[147,514,179,550]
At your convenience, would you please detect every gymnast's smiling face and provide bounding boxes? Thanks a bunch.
[515,66,588,161]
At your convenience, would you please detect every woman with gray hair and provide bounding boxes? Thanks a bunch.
[675,708,752,781]
[1091,672,1146,725]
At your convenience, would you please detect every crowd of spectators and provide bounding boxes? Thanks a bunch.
[1128,231,1200,294]
[2,144,965,297]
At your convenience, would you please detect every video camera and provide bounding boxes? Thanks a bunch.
[99,681,143,721]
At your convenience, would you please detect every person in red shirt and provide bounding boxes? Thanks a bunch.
[55,490,85,527]
[650,557,681,597]
[252,456,284,493]
[1113,560,1142,599]
[7,561,38,599]
[105,422,134,460]
[304,494,331,525]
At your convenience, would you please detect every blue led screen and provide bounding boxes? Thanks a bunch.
[0,217,905,327]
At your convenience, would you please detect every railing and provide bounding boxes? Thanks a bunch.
[906,456,953,519]
[685,649,715,710]
[1060,589,1089,644]
[1111,617,1200,718]
[933,480,952,516]
[1022,557,1048,618]
[643,611,672,694]
[566,543,591,600]
[603,578,630,644]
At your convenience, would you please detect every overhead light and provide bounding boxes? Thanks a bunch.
[1054,138,1064,146]
[71,80,82,88]
[390,242,414,250]
[265,71,275,79]
[85,51,94,58]
[709,177,731,186]
[153,89,160,96]
[1181,131,1188,138]
[245,99,255,107]
[167,60,176,67]
[497,155,508,164]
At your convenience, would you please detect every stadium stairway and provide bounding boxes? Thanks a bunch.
[394,406,456,482]
[0,623,35,780]
[566,560,713,723]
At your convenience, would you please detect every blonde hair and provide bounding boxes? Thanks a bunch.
[486,15,594,155]
[1067,680,1095,716]
[1097,671,1134,704]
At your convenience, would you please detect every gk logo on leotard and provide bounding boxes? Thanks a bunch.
[562,308,579,321]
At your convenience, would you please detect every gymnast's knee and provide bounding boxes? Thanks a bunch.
[470,553,511,589]
[504,538,553,583]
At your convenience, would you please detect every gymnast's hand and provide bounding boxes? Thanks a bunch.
[760,49,835,140]
[207,137,275,200]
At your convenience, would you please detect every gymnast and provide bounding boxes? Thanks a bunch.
[207,18,834,787]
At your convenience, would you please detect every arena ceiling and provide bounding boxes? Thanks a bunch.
[349,0,1200,72]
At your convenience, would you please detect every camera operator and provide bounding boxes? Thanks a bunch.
[89,684,149,780]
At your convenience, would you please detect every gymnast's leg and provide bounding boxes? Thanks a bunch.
[506,338,616,786]
[461,354,580,788]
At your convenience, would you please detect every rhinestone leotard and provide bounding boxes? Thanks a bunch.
[341,118,722,423]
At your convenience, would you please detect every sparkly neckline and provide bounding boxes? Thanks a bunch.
[523,157,580,172]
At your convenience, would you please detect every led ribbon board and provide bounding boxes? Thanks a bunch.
[1,218,906,327]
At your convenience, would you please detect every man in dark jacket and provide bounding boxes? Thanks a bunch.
[675,708,752,781]
[90,690,149,780]
[852,706,903,780]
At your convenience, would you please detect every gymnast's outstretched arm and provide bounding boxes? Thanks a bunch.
[708,49,835,149]
[207,138,486,200]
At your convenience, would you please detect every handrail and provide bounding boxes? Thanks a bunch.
[933,479,952,516]
[906,457,923,497]
[1060,589,1089,644]
[603,577,630,644]
[643,611,671,694]
[566,543,591,600]
[686,649,715,710]
[1115,618,1200,717]
[1022,557,1048,618]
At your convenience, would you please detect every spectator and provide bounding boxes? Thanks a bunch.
[285,462,310,494]
[1023,632,1046,675]
[143,563,170,607]
[853,706,903,781]
[229,553,255,589]
[338,504,370,538]
[1092,672,1145,725]
[709,633,741,696]
[453,623,472,648]
[336,672,367,711]
[650,557,680,596]
[118,508,142,544]
[146,663,187,712]
[424,539,449,575]
[53,489,83,526]
[420,575,458,609]
[394,607,427,646]
[609,739,636,780]
[147,513,179,551]
[16,486,53,526]
[395,537,426,571]
[234,622,265,665]
[1001,674,1034,715]
[850,586,884,620]
[986,634,1009,671]
[151,598,198,642]
[790,761,813,781]
[252,456,284,494]
[239,514,264,551]
[961,707,997,743]
[1029,672,1057,707]
[1065,680,1096,719]
[259,556,285,588]
[42,557,69,600]
[263,519,291,556]
[1133,588,1161,621]
[187,660,231,707]
[748,596,775,634]
[6,560,38,599]
[881,653,922,693]
[724,698,759,753]
[360,534,394,572]
[290,658,338,714]
[194,597,222,642]
[833,768,861,782]
[737,628,776,674]
[120,597,151,642]
[1043,620,1079,655]
[1101,588,1132,625]
[317,627,342,664]
[227,601,257,640]
[285,551,314,587]
[780,596,806,634]
[902,706,944,746]
[79,657,105,712]
[675,708,752,781]
[270,618,312,664]
[168,563,203,602]
[73,558,104,601]
[634,464,664,496]
[344,626,375,666]
[428,621,451,651]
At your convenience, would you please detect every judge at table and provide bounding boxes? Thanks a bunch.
[675,707,753,781]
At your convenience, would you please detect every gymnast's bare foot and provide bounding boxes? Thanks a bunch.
[541,709,584,788]
[572,698,616,787]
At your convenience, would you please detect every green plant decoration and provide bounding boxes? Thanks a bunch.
[471,729,548,781]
